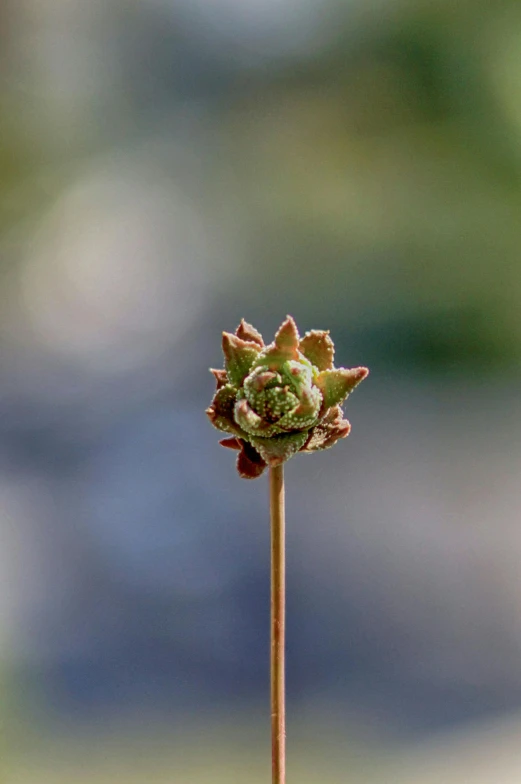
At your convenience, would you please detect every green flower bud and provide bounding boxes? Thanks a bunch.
[206,316,368,479]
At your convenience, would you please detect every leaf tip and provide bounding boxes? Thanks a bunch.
[235,319,264,347]
[274,315,299,355]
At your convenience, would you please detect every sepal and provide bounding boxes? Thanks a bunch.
[259,316,300,367]
[301,406,351,452]
[210,368,228,390]
[206,384,245,436]
[222,332,261,386]
[219,437,241,450]
[299,330,334,371]
[236,440,267,479]
[274,315,300,355]
[316,367,369,410]
[235,319,264,348]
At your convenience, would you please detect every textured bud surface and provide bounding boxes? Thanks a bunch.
[206,316,368,478]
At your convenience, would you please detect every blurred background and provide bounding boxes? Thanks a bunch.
[2,0,521,781]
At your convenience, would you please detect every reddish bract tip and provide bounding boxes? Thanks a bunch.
[222,331,262,386]
[274,315,300,356]
[219,437,241,450]
[210,368,228,389]
[235,319,264,348]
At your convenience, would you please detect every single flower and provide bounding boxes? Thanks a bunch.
[206,316,368,478]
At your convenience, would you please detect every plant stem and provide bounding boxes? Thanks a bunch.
[270,464,286,784]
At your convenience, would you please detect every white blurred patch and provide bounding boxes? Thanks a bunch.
[396,713,521,784]
[151,0,344,61]
[19,156,211,372]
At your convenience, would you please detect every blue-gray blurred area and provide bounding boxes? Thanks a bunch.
[3,0,521,780]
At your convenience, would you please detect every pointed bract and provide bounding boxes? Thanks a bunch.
[211,368,228,390]
[219,437,241,450]
[299,330,334,371]
[222,332,261,386]
[258,317,300,368]
[316,367,369,411]
[274,316,299,356]
[235,319,264,348]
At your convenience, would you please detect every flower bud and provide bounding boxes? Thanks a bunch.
[206,316,368,478]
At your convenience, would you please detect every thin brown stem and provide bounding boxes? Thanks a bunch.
[270,464,285,784]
